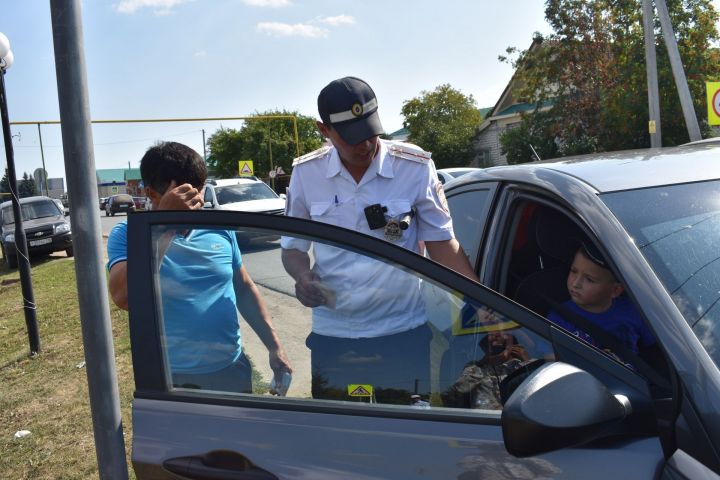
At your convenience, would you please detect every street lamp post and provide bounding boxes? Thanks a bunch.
[0,32,40,354]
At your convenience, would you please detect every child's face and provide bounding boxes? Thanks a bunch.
[567,250,623,313]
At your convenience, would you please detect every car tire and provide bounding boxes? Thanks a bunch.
[65,247,74,258]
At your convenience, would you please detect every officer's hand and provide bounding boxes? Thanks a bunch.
[295,270,326,307]
[156,181,204,211]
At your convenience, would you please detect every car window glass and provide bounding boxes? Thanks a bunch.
[601,180,720,368]
[204,187,213,203]
[446,187,494,267]
[149,223,553,412]
[4,200,61,224]
[503,201,661,374]
[216,183,277,205]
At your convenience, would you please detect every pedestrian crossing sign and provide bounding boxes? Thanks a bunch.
[238,160,254,176]
[347,384,373,397]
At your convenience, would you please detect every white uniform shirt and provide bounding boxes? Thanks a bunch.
[282,139,455,338]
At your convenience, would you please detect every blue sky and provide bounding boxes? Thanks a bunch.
[3,1,552,184]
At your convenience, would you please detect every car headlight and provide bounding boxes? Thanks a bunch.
[54,223,71,234]
[4,233,14,243]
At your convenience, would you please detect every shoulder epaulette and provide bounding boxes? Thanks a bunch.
[292,146,331,166]
[387,141,432,164]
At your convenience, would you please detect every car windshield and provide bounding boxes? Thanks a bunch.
[601,180,720,367]
[2,199,61,225]
[215,182,277,205]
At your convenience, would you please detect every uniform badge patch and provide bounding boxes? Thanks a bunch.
[384,219,402,241]
[436,182,449,213]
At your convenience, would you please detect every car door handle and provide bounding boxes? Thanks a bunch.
[163,450,279,480]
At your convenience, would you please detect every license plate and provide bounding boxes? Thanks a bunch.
[29,238,52,247]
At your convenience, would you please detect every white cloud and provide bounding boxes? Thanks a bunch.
[114,0,190,15]
[243,0,292,7]
[318,15,355,26]
[193,50,206,57]
[256,22,328,38]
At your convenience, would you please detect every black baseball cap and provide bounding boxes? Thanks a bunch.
[317,76,385,145]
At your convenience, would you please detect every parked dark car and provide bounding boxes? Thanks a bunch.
[105,194,135,216]
[1,196,72,269]
[125,141,720,479]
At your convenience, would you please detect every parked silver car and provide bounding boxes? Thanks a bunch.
[125,141,720,479]
[0,196,72,269]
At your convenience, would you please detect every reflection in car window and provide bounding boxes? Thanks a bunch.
[216,183,277,205]
[601,180,720,367]
[446,188,494,267]
[150,224,553,411]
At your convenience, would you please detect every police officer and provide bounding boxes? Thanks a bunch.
[281,76,477,403]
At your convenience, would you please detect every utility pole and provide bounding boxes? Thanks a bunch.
[0,34,41,355]
[655,0,702,142]
[50,1,128,478]
[37,124,50,195]
[202,128,207,161]
[641,0,662,147]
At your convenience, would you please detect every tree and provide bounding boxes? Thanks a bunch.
[401,84,483,168]
[19,172,37,198]
[500,0,720,163]
[206,110,324,179]
[0,168,10,194]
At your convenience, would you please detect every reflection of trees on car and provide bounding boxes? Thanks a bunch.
[216,183,278,205]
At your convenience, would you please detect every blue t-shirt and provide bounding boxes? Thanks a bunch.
[107,221,243,373]
[547,297,655,353]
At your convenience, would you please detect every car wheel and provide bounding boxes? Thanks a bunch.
[65,247,74,257]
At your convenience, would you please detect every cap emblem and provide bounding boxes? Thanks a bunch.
[351,103,363,117]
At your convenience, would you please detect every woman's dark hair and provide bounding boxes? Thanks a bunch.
[140,141,207,194]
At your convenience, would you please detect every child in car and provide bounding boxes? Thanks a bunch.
[548,242,656,354]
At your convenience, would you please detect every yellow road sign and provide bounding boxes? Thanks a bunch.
[707,82,720,126]
[347,384,373,397]
[238,160,254,176]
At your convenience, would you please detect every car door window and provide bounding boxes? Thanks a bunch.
[130,213,555,413]
[446,185,496,268]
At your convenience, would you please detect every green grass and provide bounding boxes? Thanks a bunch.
[0,256,135,479]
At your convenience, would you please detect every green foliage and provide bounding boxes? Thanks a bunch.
[206,110,323,179]
[0,168,9,193]
[18,172,36,198]
[500,111,559,164]
[401,84,482,168]
[500,0,720,163]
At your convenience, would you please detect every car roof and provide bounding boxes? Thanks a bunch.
[460,140,720,193]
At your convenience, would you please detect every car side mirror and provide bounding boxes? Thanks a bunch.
[279,193,287,200]
[502,362,631,457]
[64,210,69,217]
[203,201,213,209]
